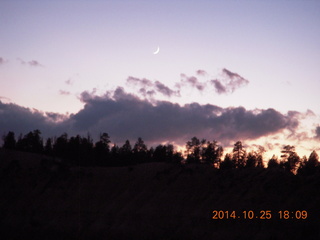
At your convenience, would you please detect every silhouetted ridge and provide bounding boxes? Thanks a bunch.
[1,130,319,175]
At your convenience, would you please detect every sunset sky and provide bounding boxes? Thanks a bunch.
[1,0,320,158]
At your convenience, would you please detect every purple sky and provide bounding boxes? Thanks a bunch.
[1,0,320,157]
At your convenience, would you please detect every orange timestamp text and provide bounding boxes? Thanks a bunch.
[212,210,308,220]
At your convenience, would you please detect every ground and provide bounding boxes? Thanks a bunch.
[0,149,320,239]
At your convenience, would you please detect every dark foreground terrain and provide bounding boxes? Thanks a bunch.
[1,149,320,240]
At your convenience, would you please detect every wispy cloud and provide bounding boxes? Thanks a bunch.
[221,68,249,92]
[196,69,207,76]
[180,74,206,91]
[127,76,179,97]
[59,90,71,96]
[211,79,227,94]
[17,58,44,67]
[178,68,249,95]
[65,79,74,85]
[0,57,8,65]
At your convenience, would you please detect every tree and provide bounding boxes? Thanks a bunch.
[133,137,147,153]
[246,147,264,168]
[118,140,133,166]
[280,145,300,173]
[300,150,319,175]
[307,150,319,167]
[133,137,148,163]
[2,131,16,150]
[220,153,234,169]
[44,138,53,155]
[246,152,257,168]
[16,129,43,153]
[232,141,246,168]
[153,144,167,162]
[53,133,68,158]
[185,137,202,164]
[95,133,111,152]
[268,155,279,169]
[202,140,223,167]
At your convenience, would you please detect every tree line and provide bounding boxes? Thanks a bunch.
[1,130,319,175]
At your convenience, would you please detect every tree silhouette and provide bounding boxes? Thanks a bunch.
[3,129,320,175]
[267,155,280,169]
[246,148,264,168]
[280,145,300,173]
[94,133,111,166]
[307,150,319,167]
[185,137,202,164]
[53,133,68,159]
[2,131,16,150]
[201,140,223,167]
[232,141,246,168]
[44,137,53,155]
[220,153,234,169]
[118,140,133,165]
[300,150,319,175]
[16,129,43,153]
[133,137,148,163]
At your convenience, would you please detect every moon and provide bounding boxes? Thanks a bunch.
[153,46,160,55]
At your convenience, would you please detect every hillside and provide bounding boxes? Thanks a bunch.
[0,149,320,239]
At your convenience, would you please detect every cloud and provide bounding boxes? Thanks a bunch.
[154,81,180,97]
[0,96,11,102]
[180,74,206,91]
[45,112,69,123]
[17,58,43,67]
[127,76,153,87]
[0,90,300,147]
[211,79,227,94]
[0,57,8,65]
[196,69,207,76]
[315,126,320,139]
[59,90,71,96]
[127,76,179,97]
[0,101,66,138]
[65,79,74,85]
[66,89,300,146]
[221,68,249,92]
[179,69,249,95]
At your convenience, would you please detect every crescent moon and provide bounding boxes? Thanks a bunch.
[153,46,160,55]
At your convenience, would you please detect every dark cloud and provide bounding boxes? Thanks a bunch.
[0,89,301,147]
[45,112,69,123]
[66,89,299,146]
[17,58,43,67]
[0,101,65,138]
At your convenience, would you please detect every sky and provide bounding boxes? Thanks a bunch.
[1,0,320,158]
